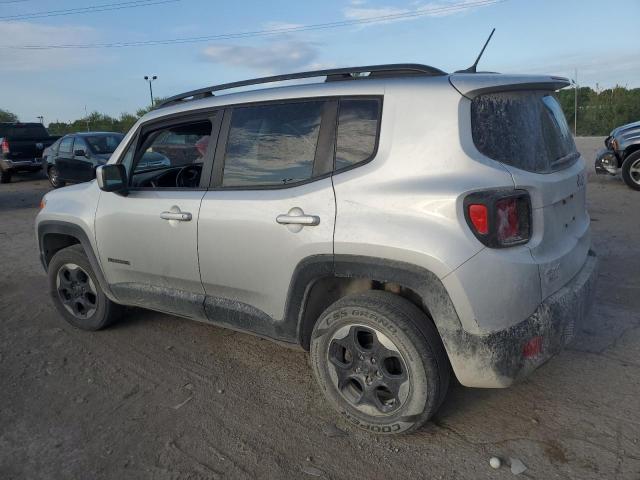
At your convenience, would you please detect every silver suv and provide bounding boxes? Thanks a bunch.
[36,64,598,434]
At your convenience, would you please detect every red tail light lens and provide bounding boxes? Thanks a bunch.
[464,190,531,248]
[1,138,9,155]
[468,204,488,235]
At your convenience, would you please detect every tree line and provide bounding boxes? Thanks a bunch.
[2,87,639,137]
[557,86,640,136]
[0,100,163,136]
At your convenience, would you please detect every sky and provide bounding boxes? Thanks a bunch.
[1,0,639,124]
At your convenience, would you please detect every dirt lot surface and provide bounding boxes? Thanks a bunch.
[1,137,639,479]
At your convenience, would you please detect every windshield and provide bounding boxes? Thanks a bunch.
[471,91,578,173]
[85,134,123,154]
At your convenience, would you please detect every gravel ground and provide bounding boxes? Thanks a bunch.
[1,137,639,480]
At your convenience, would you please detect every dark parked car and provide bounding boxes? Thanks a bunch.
[45,132,124,188]
[595,120,640,190]
[0,122,60,183]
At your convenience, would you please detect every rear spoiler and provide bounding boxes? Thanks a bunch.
[449,73,570,99]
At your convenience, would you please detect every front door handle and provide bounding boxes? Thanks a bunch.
[160,211,192,221]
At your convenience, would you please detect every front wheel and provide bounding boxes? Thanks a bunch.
[310,291,450,435]
[621,151,640,191]
[48,245,122,330]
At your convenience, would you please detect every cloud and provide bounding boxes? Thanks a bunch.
[201,39,320,74]
[343,0,497,25]
[0,21,99,72]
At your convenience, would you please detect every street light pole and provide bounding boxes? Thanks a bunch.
[37,116,44,124]
[144,75,158,106]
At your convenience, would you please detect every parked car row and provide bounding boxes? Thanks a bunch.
[43,132,124,188]
[595,120,640,190]
[0,122,59,183]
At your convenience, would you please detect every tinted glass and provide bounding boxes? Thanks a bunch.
[335,99,380,170]
[58,136,73,154]
[85,134,123,154]
[3,124,48,139]
[223,101,323,187]
[471,91,578,173]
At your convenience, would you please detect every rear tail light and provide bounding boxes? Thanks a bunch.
[464,190,531,248]
[1,138,9,155]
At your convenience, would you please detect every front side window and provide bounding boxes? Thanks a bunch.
[126,119,213,189]
[222,101,324,187]
[58,136,73,154]
[335,99,381,171]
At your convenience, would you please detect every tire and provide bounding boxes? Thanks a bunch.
[48,244,122,330]
[48,166,66,188]
[0,169,11,183]
[310,291,450,435]
[621,151,640,191]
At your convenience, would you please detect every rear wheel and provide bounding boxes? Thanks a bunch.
[310,291,450,435]
[621,151,640,191]
[48,245,122,330]
[0,168,11,183]
[48,166,65,188]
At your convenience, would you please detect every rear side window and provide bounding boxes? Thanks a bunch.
[222,101,324,187]
[335,99,381,171]
[58,136,73,154]
[471,91,578,173]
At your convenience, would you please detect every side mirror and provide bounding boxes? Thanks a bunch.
[74,149,87,157]
[96,164,128,193]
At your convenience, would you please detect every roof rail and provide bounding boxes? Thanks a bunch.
[157,63,446,108]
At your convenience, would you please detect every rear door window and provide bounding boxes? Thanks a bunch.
[335,99,381,171]
[471,91,578,173]
[222,101,324,187]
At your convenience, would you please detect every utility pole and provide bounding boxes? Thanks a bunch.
[574,68,578,136]
[144,75,158,106]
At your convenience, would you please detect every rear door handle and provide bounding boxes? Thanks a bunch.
[276,207,320,226]
[276,214,320,226]
[160,211,192,221]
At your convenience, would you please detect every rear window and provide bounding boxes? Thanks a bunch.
[1,124,48,140]
[471,91,578,173]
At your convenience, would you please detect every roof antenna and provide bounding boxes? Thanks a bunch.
[458,28,495,73]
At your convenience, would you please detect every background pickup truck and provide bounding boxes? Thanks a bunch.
[0,122,60,183]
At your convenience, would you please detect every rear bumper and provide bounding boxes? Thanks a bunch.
[595,148,618,175]
[446,250,598,388]
[0,158,43,172]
